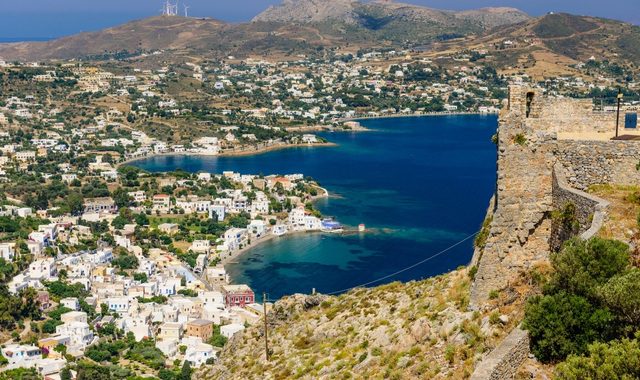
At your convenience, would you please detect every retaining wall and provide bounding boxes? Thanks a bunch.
[469,326,530,380]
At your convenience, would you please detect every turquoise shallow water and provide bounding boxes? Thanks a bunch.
[131,115,497,298]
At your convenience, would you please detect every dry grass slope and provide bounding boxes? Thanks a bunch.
[201,268,538,380]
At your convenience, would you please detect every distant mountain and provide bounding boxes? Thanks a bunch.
[481,13,640,63]
[254,0,529,29]
[254,0,530,44]
[0,8,637,67]
[0,2,529,62]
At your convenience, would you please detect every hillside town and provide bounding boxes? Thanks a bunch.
[1,47,638,165]
[0,153,336,378]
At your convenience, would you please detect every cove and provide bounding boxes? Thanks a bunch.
[130,115,497,299]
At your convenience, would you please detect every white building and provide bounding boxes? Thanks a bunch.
[1,344,42,365]
[60,297,80,311]
[248,220,267,237]
[55,320,93,349]
[0,242,16,261]
[209,205,226,222]
[223,228,248,251]
[220,323,245,339]
[28,258,57,281]
[184,340,215,367]
[189,240,211,254]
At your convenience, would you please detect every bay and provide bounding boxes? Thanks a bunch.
[131,115,497,298]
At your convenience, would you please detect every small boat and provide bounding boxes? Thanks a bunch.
[321,218,343,233]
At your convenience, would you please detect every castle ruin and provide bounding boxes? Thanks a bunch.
[469,85,640,379]
[471,85,640,306]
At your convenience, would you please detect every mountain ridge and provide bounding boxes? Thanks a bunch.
[0,2,530,62]
[253,0,529,29]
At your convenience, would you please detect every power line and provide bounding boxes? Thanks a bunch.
[323,230,479,295]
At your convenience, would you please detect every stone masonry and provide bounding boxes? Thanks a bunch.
[469,326,530,380]
[470,86,637,379]
[470,86,556,306]
[469,85,638,306]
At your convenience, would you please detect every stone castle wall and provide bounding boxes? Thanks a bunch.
[470,86,630,379]
[550,163,610,250]
[470,87,555,304]
[470,85,639,306]
[555,140,640,190]
[525,98,617,135]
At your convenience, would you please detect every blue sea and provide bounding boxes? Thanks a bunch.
[131,115,497,299]
[0,37,54,43]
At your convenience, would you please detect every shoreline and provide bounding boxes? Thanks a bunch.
[220,229,324,267]
[220,184,330,267]
[119,113,491,168]
[337,110,498,122]
[118,142,337,167]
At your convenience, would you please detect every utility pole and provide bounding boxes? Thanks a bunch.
[615,89,623,138]
[263,292,269,361]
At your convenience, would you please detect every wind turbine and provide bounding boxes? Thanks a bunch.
[184,4,190,17]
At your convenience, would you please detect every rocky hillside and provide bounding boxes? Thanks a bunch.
[254,0,529,45]
[254,0,529,29]
[0,16,349,61]
[0,3,529,62]
[200,269,537,380]
[253,0,360,24]
[485,13,640,62]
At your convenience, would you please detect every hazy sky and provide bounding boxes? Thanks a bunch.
[0,0,638,40]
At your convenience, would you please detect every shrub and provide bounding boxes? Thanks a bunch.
[468,266,478,280]
[599,269,640,326]
[474,216,493,250]
[444,345,456,364]
[546,238,629,300]
[555,334,640,380]
[551,203,580,249]
[514,133,527,146]
[523,292,614,363]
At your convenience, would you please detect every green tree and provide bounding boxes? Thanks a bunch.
[54,344,67,356]
[111,188,132,208]
[179,360,192,380]
[599,269,640,326]
[523,292,614,363]
[555,334,640,380]
[0,367,40,380]
[134,212,149,226]
[547,238,629,300]
[65,192,84,215]
[111,215,128,230]
[60,367,72,380]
